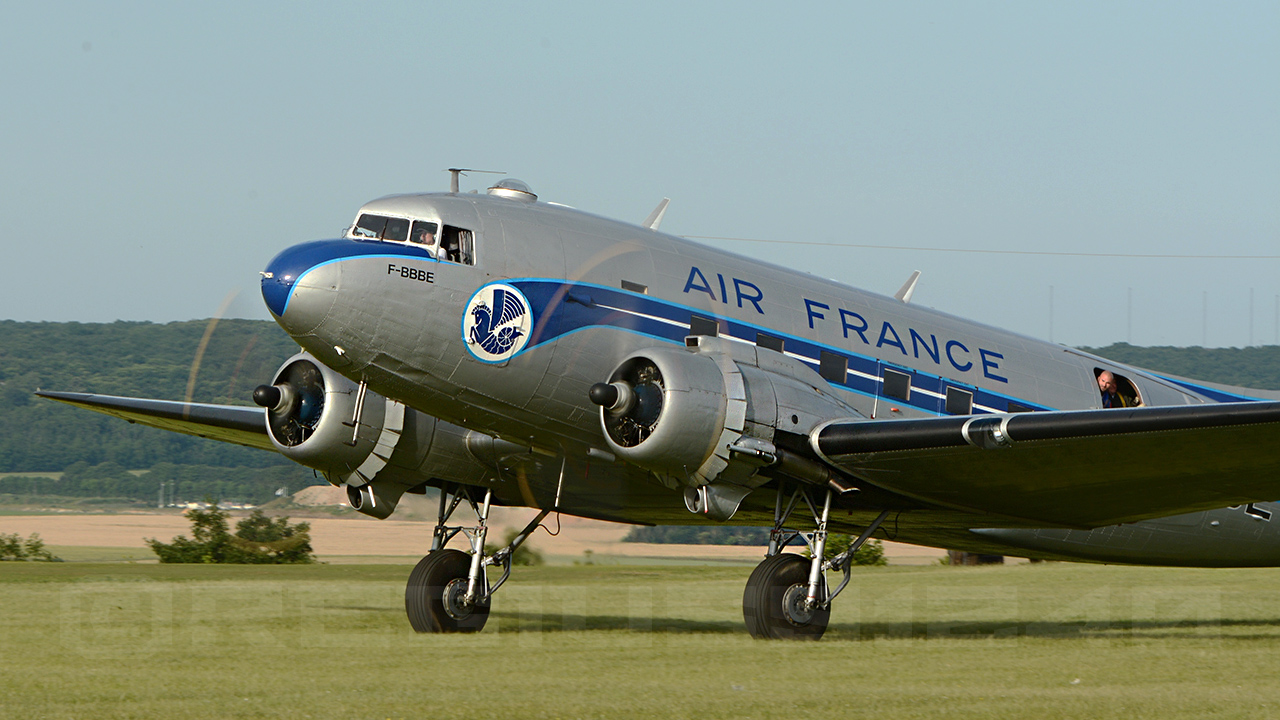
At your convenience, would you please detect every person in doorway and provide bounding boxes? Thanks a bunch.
[1098,370,1124,408]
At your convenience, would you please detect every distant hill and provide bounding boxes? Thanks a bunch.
[1082,343,1280,390]
[0,318,303,471]
[0,319,312,503]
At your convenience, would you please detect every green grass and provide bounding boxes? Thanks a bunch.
[2,561,1279,718]
[40,545,158,563]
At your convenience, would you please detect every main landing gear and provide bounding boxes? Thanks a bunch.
[405,483,549,633]
[743,485,890,640]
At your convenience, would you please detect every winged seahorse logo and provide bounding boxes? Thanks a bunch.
[463,283,532,362]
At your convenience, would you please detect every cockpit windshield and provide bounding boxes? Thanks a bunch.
[353,214,385,239]
[353,214,409,242]
[348,211,475,266]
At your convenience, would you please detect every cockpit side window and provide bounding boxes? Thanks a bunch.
[440,225,475,266]
[409,220,439,247]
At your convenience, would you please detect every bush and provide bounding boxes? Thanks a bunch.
[847,538,888,566]
[484,527,544,566]
[148,506,315,564]
[621,525,770,545]
[806,535,887,566]
[0,532,61,561]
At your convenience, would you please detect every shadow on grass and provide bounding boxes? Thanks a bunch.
[826,618,1280,642]
[490,612,743,634]
[485,612,1280,641]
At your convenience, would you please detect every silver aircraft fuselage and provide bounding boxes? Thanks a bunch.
[259,187,1280,566]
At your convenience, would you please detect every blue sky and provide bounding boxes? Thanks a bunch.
[2,2,1276,348]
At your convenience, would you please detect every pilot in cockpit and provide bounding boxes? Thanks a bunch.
[410,220,446,260]
[440,236,459,262]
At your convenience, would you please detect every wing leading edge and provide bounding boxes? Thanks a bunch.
[36,390,275,452]
[812,401,1280,528]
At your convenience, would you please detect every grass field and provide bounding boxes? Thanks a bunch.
[2,561,1279,719]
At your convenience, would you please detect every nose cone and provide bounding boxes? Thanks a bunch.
[261,240,347,334]
[261,237,440,338]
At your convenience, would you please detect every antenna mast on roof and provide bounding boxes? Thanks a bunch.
[447,168,505,193]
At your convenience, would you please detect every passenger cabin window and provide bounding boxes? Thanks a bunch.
[689,315,720,337]
[945,386,973,415]
[819,351,847,384]
[755,332,785,353]
[1094,368,1143,408]
[882,368,911,401]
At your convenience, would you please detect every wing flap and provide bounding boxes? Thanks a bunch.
[813,402,1280,528]
[37,390,275,452]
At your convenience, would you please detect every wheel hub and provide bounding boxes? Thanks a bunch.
[442,578,475,620]
[781,583,816,626]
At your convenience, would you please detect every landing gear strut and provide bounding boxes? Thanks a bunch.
[405,482,550,633]
[743,484,889,640]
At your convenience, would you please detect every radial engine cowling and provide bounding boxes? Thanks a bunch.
[594,348,729,483]
[254,352,404,494]
[592,338,865,505]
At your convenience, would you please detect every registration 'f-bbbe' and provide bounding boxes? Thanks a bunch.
[42,174,1280,639]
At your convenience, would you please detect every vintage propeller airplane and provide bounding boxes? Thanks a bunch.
[40,172,1280,639]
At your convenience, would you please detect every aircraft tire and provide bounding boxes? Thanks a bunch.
[405,549,490,633]
[742,553,829,640]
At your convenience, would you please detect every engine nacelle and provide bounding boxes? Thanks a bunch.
[254,352,426,519]
[259,353,395,477]
[592,338,864,503]
[596,348,729,482]
[255,353,538,520]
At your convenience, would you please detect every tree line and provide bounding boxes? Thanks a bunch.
[0,319,300,472]
[0,461,317,506]
[1081,343,1280,390]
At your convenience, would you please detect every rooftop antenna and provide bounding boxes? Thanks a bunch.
[447,168,505,193]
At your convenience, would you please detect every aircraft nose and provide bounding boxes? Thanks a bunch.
[260,240,343,335]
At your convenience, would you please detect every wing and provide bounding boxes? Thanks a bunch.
[37,390,275,452]
[811,401,1280,528]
